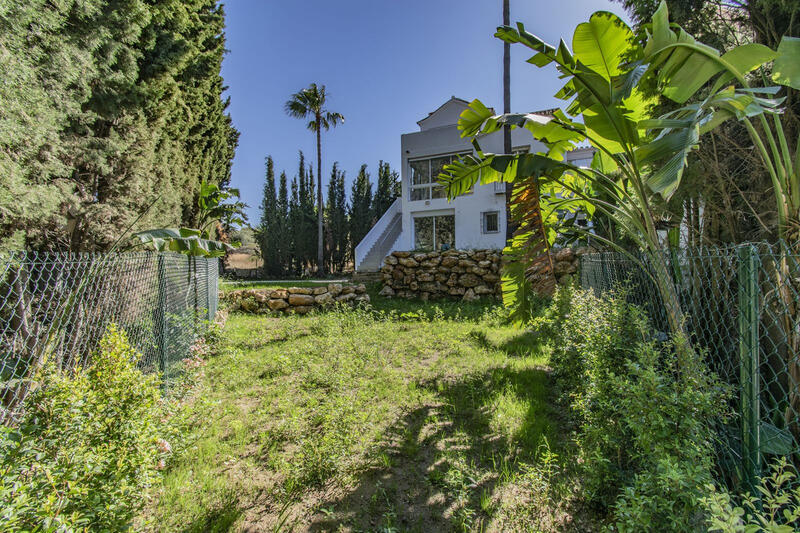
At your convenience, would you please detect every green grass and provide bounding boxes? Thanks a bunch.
[219,279,345,291]
[142,293,583,532]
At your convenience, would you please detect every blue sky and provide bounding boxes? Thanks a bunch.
[221,0,630,223]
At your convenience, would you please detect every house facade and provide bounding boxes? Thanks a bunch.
[354,97,593,272]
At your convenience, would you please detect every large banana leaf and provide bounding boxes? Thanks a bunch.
[133,228,234,257]
[572,11,634,82]
[644,2,779,104]
[772,37,800,89]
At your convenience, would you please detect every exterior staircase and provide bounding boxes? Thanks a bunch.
[355,199,402,272]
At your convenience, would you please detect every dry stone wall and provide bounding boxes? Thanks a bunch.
[379,248,585,301]
[222,283,369,314]
[379,249,502,301]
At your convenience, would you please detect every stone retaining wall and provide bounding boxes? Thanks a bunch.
[379,248,586,301]
[379,249,502,301]
[223,283,369,314]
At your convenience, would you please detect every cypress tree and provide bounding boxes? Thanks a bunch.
[0,0,238,252]
[258,156,280,275]
[277,170,289,274]
[326,163,348,272]
[289,176,302,274]
[372,160,400,221]
[349,164,373,260]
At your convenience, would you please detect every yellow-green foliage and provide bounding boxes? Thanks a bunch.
[0,325,163,531]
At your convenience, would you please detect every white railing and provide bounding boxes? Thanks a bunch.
[493,181,507,193]
[355,198,401,271]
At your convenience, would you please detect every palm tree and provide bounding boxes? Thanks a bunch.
[285,84,344,274]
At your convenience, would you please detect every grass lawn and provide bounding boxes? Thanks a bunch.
[142,293,585,532]
[219,280,349,291]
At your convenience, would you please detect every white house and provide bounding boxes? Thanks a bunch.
[354,97,594,272]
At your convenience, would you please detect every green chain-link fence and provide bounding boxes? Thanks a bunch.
[580,243,800,492]
[0,252,218,424]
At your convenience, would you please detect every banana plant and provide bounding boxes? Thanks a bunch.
[131,228,233,257]
[440,1,794,337]
[440,7,690,334]
[132,181,246,258]
[639,3,800,428]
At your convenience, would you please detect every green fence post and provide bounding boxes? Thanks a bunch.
[206,258,212,322]
[738,244,760,490]
[155,254,167,383]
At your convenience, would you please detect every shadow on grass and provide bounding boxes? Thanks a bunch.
[178,493,242,533]
[468,329,547,358]
[307,364,555,532]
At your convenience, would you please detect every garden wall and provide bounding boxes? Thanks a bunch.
[222,283,369,314]
[379,248,583,301]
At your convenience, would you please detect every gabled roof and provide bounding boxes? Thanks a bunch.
[417,96,495,127]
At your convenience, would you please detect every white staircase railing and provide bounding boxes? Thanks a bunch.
[355,198,401,272]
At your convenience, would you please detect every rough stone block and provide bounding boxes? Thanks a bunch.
[288,287,313,295]
[268,299,289,311]
[288,294,315,306]
[328,283,343,296]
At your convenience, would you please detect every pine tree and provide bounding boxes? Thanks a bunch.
[372,160,400,221]
[349,164,373,261]
[258,156,280,275]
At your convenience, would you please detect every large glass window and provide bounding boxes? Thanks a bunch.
[414,215,455,251]
[409,153,469,201]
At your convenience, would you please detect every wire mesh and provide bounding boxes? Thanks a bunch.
[580,243,800,492]
[0,252,218,424]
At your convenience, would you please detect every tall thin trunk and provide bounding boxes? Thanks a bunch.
[316,114,325,275]
[503,0,513,242]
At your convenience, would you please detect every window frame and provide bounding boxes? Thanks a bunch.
[408,152,471,201]
[481,211,500,234]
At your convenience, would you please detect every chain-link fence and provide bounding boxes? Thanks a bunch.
[0,252,218,424]
[580,243,800,492]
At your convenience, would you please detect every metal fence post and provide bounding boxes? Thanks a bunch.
[206,258,212,322]
[738,244,760,490]
[155,254,167,381]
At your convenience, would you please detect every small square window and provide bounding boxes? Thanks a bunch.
[482,211,499,233]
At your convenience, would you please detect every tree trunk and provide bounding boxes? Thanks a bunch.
[503,0,513,242]
[316,115,325,275]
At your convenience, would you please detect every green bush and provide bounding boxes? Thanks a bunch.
[702,457,800,532]
[542,287,728,530]
[0,325,164,531]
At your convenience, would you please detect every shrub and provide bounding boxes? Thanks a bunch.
[702,457,800,532]
[542,287,728,530]
[0,325,164,531]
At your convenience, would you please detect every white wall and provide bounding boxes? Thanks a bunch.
[397,114,547,251]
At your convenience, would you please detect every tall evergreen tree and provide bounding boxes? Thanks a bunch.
[276,170,290,273]
[372,161,400,221]
[325,163,348,272]
[0,0,238,252]
[288,176,301,274]
[349,164,373,260]
[258,156,280,275]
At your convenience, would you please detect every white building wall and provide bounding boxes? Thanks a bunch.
[397,119,547,252]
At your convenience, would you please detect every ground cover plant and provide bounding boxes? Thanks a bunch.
[538,287,730,531]
[141,291,600,531]
[0,319,216,532]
